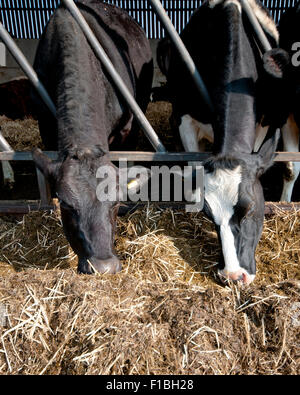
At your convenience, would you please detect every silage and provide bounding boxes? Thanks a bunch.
[0,205,299,375]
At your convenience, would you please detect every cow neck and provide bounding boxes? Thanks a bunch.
[55,15,110,155]
[212,4,257,155]
[57,127,109,154]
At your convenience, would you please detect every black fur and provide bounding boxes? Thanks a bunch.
[158,0,283,281]
[32,0,153,274]
[279,1,300,127]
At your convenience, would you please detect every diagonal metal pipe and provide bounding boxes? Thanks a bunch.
[0,22,56,118]
[62,0,166,153]
[0,131,14,185]
[240,0,272,52]
[0,22,56,187]
[0,22,56,153]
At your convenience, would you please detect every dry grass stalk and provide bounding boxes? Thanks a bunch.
[0,116,43,151]
[0,205,299,374]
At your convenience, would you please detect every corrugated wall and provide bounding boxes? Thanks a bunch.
[0,0,298,39]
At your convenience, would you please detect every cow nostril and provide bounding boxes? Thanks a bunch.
[237,274,244,282]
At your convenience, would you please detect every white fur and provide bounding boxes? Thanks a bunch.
[205,166,242,273]
[179,114,200,153]
[179,114,214,151]
[179,114,214,173]
[179,114,214,165]
[280,114,300,202]
[205,166,242,225]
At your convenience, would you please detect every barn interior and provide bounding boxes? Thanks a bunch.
[0,0,299,375]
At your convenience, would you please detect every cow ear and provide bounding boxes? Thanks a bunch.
[32,148,60,179]
[157,38,172,76]
[263,48,290,79]
[253,129,280,177]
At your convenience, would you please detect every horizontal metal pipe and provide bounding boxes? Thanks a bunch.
[0,151,299,162]
[0,199,299,215]
[240,0,272,52]
[62,0,166,153]
[0,22,57,118]
[149,0,214,115]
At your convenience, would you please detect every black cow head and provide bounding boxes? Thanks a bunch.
[203,131,279,285]
[32,147,146,275]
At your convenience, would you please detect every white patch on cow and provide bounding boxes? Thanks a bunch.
[281,114,300,202]
[196,121,214,147]
[179,115,200,153]
[179,114,214,151]
[179,114,214,177]
[179,114,214,203]
[205,166,242,273]
[254,122,269,152]
[219,224,241,273]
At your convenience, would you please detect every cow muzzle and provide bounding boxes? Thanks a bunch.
[78,256,122,274]
[218,268,255,286]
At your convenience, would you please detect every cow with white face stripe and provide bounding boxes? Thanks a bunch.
[158,0,288,285]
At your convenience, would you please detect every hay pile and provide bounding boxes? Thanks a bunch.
[144,101,183,151]
[0,115,42,151]
[0,101,172,153]
[0,205,299,375]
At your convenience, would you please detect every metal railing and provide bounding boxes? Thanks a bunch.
[0,0,298,39]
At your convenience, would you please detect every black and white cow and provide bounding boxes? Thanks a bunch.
[278,2,300,202]
[158,0,288,285]
[31,0,153,274]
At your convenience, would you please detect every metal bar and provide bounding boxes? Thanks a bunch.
[240,0,272,52]
[62,0,166,153]
[0,130,13,152]
[0,199,299,215]
[0,131,15,185]
[148,0,214,115]
[0,200,56,214]
[0,23,53,202]
[0,151,300,162]
[35,167,51,204]
[0,21,56,117]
